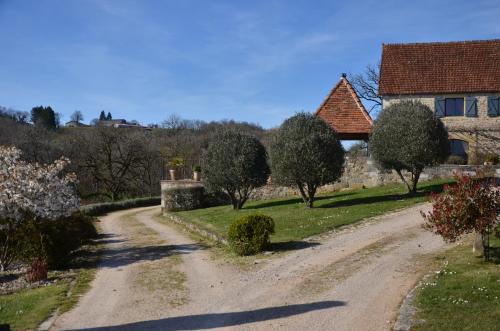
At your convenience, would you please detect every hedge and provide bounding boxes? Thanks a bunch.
[81,196,161,216]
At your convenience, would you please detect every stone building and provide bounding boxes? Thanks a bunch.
[379,39,500,164]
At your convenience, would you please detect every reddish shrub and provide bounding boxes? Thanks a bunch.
[26,257,48,283]
[422,175,499,256]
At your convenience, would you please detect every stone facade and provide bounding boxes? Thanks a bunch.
[382,94,500,163]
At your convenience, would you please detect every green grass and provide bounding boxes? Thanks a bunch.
[0,283,68,330]
[412,233,500,331]
[0,234,101,331]
[173,179,452,244]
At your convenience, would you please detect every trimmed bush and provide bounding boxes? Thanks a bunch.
[201,130,270,210]
[370,101,449,194]
[269,112,345,208]
[228,214,275,256]
[81,196,160,216]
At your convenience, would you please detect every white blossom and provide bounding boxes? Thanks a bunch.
[0,146,79,222]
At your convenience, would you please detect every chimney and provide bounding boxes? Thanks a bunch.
[341,73,347,78]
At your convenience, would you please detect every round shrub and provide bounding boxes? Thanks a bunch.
[228,214,275,256]
[370,101,449,194]
[269,112,345,208]
[201,130,270,210]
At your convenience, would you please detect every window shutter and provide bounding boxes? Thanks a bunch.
[465,97,477,117]
[487,96,499,117]
[435,97,445,117]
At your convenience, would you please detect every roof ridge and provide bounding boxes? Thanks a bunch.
[382,39,500,47]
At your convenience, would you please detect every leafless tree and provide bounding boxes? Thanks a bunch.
[70,110,84,123]
[349,63,382,115]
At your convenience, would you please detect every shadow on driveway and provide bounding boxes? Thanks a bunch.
[74,300,346,330]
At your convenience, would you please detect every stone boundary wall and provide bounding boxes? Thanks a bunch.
[161,160,500,204]
[250,157,500,201]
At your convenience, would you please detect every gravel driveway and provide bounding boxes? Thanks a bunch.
[53,203,447,331]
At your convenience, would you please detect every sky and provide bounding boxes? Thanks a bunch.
[1,0,499,128]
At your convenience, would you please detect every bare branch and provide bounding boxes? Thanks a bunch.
[349,63,382,115]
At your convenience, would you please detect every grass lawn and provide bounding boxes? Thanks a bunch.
[0,283,67,330]
[0,237,100,331]
[412,233,500,330]
[172,179,452,245]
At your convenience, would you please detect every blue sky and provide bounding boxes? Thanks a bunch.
[1,0,499,128]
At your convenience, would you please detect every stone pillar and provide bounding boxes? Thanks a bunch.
[161,180,205,212]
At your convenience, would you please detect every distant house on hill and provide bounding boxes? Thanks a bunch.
[97,119,127,127]
[65,120,89,128]
[379,39,500,164]
[97,119,149,129]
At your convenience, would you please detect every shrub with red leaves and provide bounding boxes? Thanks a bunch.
[26,257,48,283]
[422,175,499,252]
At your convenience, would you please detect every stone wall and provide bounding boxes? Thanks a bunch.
[161,162,500,206]
[160,180,204,212]
[382,94,500,162]
[248,157,500,201]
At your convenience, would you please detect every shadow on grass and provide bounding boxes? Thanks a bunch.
[268,241,320,252]
[487,247,500,264]
[243,192,356,210]
[74,300,346,330]
[317,183,446,209]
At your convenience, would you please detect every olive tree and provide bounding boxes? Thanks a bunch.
[370,101,449,194]
[270,113,345,208]
[201,130,269,210]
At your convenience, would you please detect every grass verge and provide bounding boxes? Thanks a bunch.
[172,179,451,244]
[0,283,67,330]
[0,225,101,331]
[412,233,500,330]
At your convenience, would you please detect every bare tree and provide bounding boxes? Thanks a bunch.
[70,110,84,123]
[349,64,382,115]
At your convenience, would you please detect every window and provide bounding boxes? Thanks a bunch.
[449,139,468,157]
[445,98,464,116]
[487,97,500,117]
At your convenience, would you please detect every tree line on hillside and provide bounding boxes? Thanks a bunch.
[0,106,266,202]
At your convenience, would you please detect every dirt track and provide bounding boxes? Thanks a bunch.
[53,204,447,331]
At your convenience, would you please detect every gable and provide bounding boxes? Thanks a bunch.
[315,76,373,140]
[379,39,500,95]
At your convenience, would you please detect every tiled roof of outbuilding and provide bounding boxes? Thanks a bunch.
[315,76,373,140]
[379,39,500,95]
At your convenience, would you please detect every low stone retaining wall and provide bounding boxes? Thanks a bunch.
[163,212,228,245]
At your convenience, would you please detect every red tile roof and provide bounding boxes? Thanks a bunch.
[315,76,373,140]
[379,39,500,95]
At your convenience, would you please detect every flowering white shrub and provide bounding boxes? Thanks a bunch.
[0,146,79,270]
